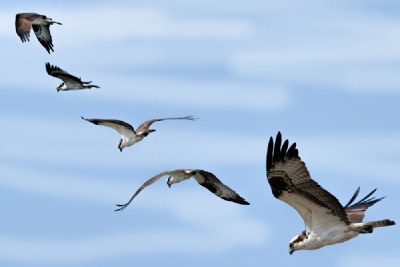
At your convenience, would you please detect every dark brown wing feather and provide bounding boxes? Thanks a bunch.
[343,187,361,208]
[45,63,82,83]
[15,13,40,42]
[266,132,349,223]
[136,116,196,133]
[344,187,384,223]
[194,170,249,205]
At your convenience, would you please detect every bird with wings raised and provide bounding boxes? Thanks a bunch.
[81,116,196,151]
[45,63,100,92]
[115,169,249,211]
[15,13,62,54]
[266,132,395,254]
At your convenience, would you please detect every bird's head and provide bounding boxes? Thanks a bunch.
[167,170,196,188]
[57,82,66,92]
[118,139,124,152]
[288,241,296,255]
[167,176,174,188]
[288,231,307,255]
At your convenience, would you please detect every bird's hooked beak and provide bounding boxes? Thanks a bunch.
[288,242,295,255]
[118,140,123,152]
[167,176,172,188]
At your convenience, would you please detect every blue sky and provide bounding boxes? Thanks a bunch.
[0,1,399,266]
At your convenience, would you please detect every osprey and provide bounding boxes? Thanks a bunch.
[81,116,196,151]
[115,169,250,211]
[266,132,395,254]
[15,13,62,53]
[46,63,100,91]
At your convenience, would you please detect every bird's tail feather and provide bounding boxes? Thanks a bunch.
[83,82,100,89]
[350,219,395,233]
[365,219,395,228]
[48,19,62,25]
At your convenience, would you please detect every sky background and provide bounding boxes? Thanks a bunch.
[0,0,399,266]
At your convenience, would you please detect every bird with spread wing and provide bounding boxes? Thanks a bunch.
[81,116,196,151]
[46,63,100,92]
[16,13,61,53]
[266,132,395,254]
[115,169,250,211]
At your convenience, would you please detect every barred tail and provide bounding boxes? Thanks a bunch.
[350,219,395,233]
[49,21,62,25]
[365,219,395,228]
[83,82,100,89]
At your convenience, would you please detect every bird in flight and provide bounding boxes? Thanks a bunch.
[46,63,100,92]
[81,116,196,151]
[266,132,395,254]
[15,13,62,53]
[115,169,250,211]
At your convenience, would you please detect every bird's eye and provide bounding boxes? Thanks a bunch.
[289,243,294,248]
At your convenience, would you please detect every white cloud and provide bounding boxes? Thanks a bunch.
[294,134,400,184]
[0,6,254,43]
[228,4,400,91]
[0,165,267,263]
[337,254,400,267]
[230,43,400,91]
[1,116,400,184]
[0,221,266,264]
[0,115,269,170]
[97,76,291,111]
[341,67,400,91]
[61,8,254,43]
[0,164,121,203]
[0,62,291,112]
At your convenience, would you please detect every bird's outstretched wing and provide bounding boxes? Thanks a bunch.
[136,116,196,134]
[266,132,350,231]
[45,63,82,84]
[344,187,384,223]
[33,24,54,53]
[15,13,39,42]
[81,117,136,137]
[193,170,249,205]
[115,171,176,211]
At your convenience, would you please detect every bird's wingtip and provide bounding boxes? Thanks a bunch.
[114,204,126,212]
